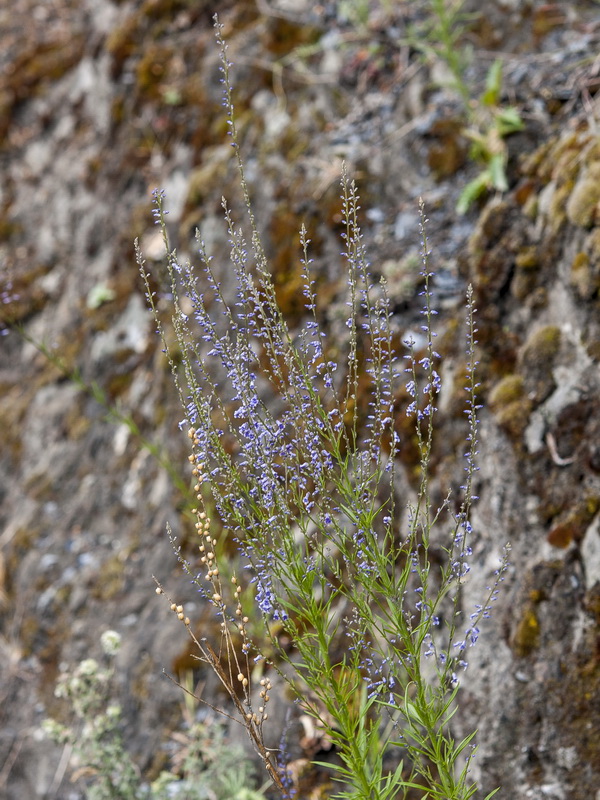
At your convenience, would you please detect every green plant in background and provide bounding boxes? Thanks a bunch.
[43,632,264,800]
[411,0,475,105]
[409,0,524,212]
[337,0,371,28]
[456,59,524,214]
[280,0,524,212]
[151,717,264,800]
[140,17,509,800]
[43,631,142,800]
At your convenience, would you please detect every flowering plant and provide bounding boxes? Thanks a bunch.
[139,18,508,800]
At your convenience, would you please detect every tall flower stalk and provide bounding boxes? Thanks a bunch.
[138,16,507,800]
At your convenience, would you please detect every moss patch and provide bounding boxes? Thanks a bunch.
[566,162,600,228]
[511,605,541,657]
[489,374,532,439]
[519,325,561,404]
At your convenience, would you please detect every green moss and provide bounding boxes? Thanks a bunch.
[548,179,574,232]
[522,193,539,219]
[521,131,583,204]
[570,247,600,300]
[511,605,540,657]
[179,73,208,114]
[515,246,538,270]
[135,43,175,100]
[54,584,73,608]
[106,372,134,401]
[489,374,525,407]
[488,374,531,438]
[549,134,584,182]
[521,138,553,179]
[583,138,600,164]
[572,251,589,272]
[495,399,531,439]
[521,325,561,363]
[566,162,600,228]
[106,0,212,79]
[547,521,575,549]
[517,326,561,405]
[514,179,536,209]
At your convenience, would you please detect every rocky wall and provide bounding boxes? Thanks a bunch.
[0,1,599,798]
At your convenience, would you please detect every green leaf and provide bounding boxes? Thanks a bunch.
[456,170,491,214]
[453,729,479,758]
[481,59,503,106]
[489,152,508,191]
[483,789,502,799]
[495,106,524,136]
[86,282,116,309]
